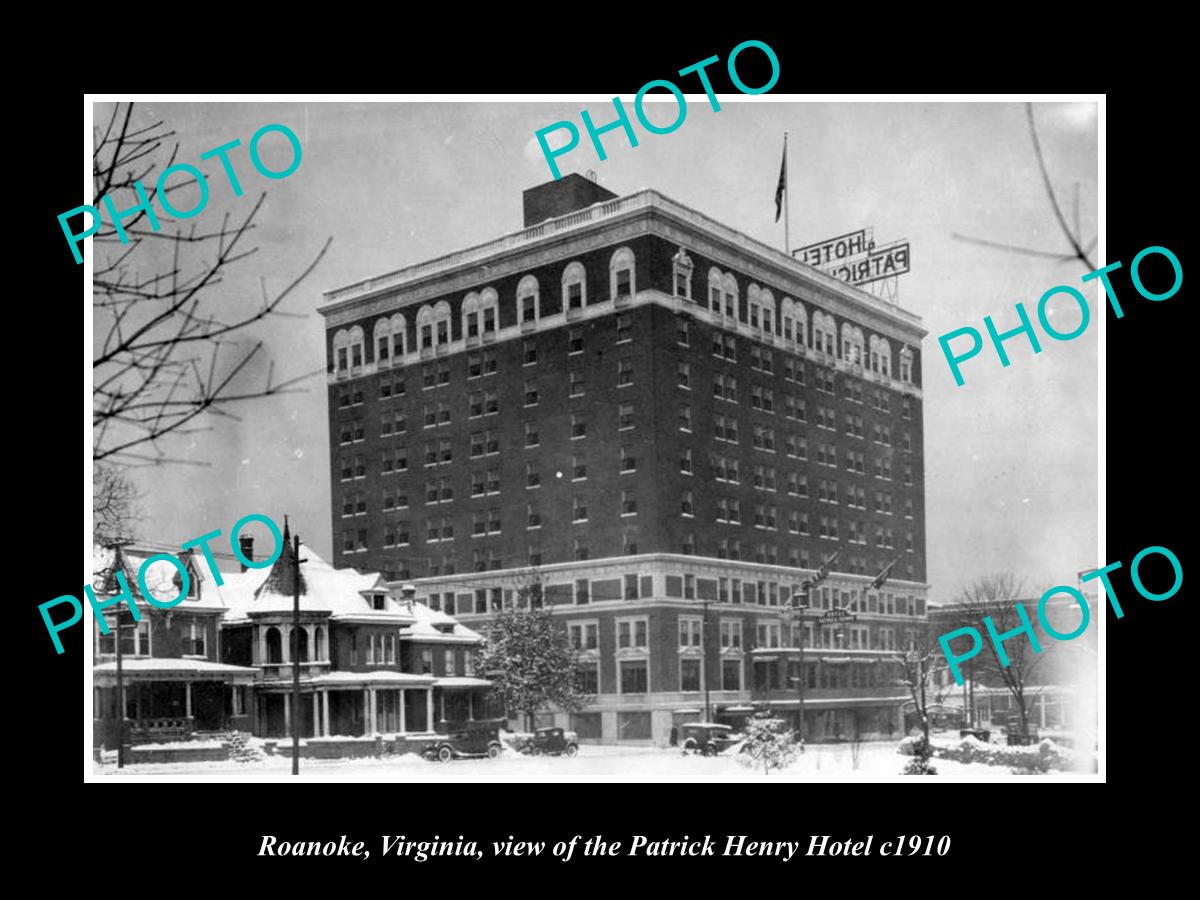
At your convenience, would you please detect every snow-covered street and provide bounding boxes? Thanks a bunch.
[93,735,1092,781]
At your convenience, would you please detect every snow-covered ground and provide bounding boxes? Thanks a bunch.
[92,735,1095,782]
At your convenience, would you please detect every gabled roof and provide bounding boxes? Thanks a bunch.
[91,543,226,612]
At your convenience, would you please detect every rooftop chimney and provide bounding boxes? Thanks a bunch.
[522,173,618,228]
[238,535,254,572]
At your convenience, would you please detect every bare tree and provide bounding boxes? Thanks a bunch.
[93,462,142,546]
[892,624,950,749]
[954,573,1044,739]
[953,102,1097,275]
[89,102,332,467]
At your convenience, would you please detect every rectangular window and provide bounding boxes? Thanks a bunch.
[680,658,702,692]
[616,314,632,342]
[722,659,742,691]
[617,359,634,386]
[616,270,632,299]
[624,573,639,600]
[618,404,635,430]
[619,661,648,694]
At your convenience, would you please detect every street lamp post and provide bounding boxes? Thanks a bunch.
[784,582,815,744]
[703,596,712,722]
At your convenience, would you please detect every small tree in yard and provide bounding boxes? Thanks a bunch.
[892,624,950,750]
[737,717,799,776]
[902,736,938,776]
[475,583,591,732]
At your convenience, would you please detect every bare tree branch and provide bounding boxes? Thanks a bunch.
[91,101,332,467]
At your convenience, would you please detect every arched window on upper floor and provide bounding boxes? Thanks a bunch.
[721,272,738,320]
[314,625,326,662]
[433,300,452,346]
[265,626,282,664]
[374,314,407,365]
[562,261,587,312]
[672,246,694,302]
[333,326,365,373]
[869,335,893,377]
[517,275,540,326]
[759,287,775,335]
[610,246,636,300]
[708,267,724,314]
[900,345,914,383]
[812,311,837,356]
[462,291,482,339]
[841,323,865,367]
[420,301,453,350]
[781,297,806,347]
[748,284,763,329]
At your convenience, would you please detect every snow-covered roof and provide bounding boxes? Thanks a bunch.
[92,658,259,685]
[309,671,436,686]
[433,676,492,689]
[91,544,226,612]
[403,599,483,644]
[215,538,414,625]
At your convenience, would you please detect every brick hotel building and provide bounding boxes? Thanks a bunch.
[318,175,930,745]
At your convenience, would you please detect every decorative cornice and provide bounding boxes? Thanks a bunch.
[318,190,926,346]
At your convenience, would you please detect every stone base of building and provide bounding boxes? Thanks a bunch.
[521,700,907,747]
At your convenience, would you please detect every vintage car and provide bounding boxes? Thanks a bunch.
[679,722,743,756]
[423,719,506,762]
[519,726,580,757]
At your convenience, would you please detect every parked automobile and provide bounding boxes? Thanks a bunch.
[519,727,580,757]
[423,719,506,762]
[679,722,742,756]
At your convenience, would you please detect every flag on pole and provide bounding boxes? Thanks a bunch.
[774,140,787,222]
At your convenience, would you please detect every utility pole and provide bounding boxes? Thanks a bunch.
[291,529,307,776]
[787,550,855,746]
[109,543,132,769]
[703,596,711,722]
[115,606,125,769]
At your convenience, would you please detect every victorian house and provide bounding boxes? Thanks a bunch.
[216,523,491,741]
[91,544,259,748]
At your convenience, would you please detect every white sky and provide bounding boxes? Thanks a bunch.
[93,99,1099,599]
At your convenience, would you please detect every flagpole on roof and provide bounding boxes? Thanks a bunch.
[783,131,790,255]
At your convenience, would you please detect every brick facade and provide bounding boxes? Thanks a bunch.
[320,184,930,744]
